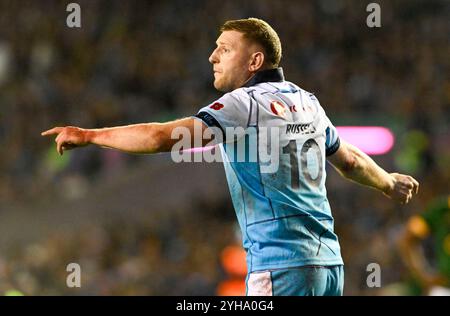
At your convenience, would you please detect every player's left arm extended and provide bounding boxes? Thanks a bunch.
[41,117,212,155]
[327,140,419,204]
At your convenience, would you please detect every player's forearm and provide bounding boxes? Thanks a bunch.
[86,123,167,154]
[337,145,394,194]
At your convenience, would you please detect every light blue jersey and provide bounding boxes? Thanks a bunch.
[195,68,343,273]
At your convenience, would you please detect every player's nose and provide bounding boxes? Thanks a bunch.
[209,48,219,64]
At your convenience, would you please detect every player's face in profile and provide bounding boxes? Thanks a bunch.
[209,30,256,92]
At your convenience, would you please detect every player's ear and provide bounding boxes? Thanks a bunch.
[248,51,265,72]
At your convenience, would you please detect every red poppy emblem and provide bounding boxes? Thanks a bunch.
[210,102,224,110]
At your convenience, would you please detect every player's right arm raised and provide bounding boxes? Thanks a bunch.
[327,140,419,204]
[41,118,210,156]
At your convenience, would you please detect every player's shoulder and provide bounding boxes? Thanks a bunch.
[201,88,252,116]
[229,86,254,98]
[283,82,322,115]
[279,80,319,101]
[294,84,319,102]
[218,87,252,105]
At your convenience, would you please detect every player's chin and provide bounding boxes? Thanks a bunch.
[213,79,226,92]
[214,79,232,92]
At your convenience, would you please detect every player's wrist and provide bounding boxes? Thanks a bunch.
[383,173,396,196]
[83,129,96,145]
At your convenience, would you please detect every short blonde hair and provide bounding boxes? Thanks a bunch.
[220,18,282,68]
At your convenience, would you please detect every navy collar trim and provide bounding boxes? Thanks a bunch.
[243,67,285,87]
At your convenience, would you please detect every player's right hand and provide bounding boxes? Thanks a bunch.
[384,173,419,204]
[41,126,90,156]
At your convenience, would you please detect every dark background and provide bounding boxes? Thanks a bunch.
[0,0,448,295]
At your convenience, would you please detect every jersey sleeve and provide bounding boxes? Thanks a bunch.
[310,94,340,156]
[325,122,340,156]
[193,90,250,143]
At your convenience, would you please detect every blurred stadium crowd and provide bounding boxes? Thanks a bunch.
[0,0,448,295]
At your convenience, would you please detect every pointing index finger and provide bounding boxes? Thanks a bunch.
[41,127,63,136]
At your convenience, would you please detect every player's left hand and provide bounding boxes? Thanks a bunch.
[384,173,419,204]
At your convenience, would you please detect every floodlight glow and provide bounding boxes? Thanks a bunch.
[184,146,215,153]
[182,127,395,156]
[336,126,394,155]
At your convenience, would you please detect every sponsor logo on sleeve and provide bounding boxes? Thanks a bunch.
[270,101,286,118]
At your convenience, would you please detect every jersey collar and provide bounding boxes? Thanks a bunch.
[243,67,284,88]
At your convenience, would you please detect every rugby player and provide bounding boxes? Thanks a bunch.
[42,18,419,295]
